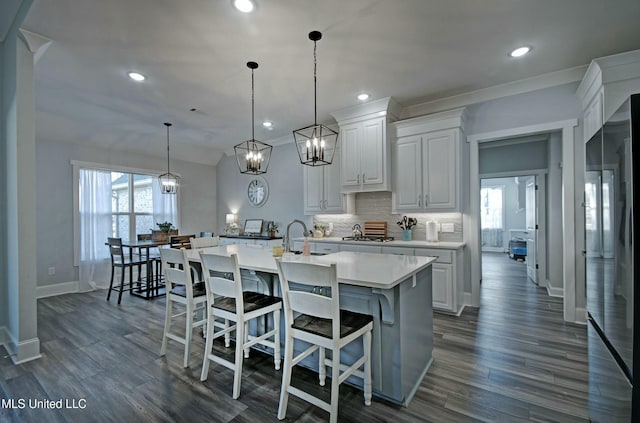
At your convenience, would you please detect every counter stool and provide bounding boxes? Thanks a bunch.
[106,237,146,305]
[159,247,207,368]
[276,260,373,423]
[199,252,282,399]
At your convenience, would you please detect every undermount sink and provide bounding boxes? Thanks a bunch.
[290,251,325,256]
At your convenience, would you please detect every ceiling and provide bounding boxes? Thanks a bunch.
[21,0,640,165]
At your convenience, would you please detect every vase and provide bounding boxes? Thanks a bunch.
[402,229,412,241]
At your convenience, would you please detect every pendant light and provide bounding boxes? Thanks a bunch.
[234,61,272,174]
[158,122,180,194]
[293,31,338,166]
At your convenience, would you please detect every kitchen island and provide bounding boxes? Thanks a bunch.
[187,244,435,406]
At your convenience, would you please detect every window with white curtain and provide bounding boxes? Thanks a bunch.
[480,186,504,229]
[73,162,178,291]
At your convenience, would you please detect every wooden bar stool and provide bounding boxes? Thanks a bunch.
[159,247,207,368]
[199,252,282,399]
[276,260,373,423]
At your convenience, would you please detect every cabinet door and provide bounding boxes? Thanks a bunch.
[361,117,385,185]
[323,155,344,212]
[422,129,457,210]
[393,135,422,210]
[303,165,324,214]
[431,262,453,311]
[340,123,361,188]
[340,244,382,254]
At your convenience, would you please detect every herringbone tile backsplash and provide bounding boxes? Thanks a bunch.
[313,192,463,242]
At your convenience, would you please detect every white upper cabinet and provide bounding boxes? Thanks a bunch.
[331,97,401,193]
[577,50,640,142]
[303,149,354,215]
[391,108,466,212]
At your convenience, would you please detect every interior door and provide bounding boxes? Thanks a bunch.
[525,177,538,284]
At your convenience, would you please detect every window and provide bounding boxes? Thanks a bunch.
[73,161,179,274]
[480,186,504,229]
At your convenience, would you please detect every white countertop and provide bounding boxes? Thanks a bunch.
[294,236,465,250]
[187,244,435,290]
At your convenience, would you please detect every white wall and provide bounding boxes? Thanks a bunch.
[547,132,564,291]
[35,139,217,288]
[0,23,8,332]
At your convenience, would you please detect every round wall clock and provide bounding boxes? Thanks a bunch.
[247,176,268,207]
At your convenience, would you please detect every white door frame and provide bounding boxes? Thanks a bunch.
[466,119,579,322]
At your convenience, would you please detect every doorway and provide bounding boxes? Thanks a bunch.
[480,174,546,288]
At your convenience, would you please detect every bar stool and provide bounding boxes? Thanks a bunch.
[159,247,207,368]
[106,237,146,305]
[276,260,373,423]
[199,252,282,399]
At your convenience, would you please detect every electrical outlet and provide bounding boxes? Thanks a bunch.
[48,267,55,276]
[441,223,455,233]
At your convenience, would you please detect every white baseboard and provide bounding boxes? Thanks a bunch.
[546,280,564,297]
[1,327,41,364]
[36,280,79,298]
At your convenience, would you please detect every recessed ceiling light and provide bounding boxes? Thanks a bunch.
[357,93,370,101]
[509,46,531,58]
[233,0,255,13]
[127,72,146,82]
[262,121,272,128]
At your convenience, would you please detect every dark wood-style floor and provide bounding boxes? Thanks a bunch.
[0,253,589,422]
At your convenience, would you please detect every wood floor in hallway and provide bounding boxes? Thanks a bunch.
[0,252,588,422]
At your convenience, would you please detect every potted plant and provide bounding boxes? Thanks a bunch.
[153,221,177,241]
[268,222,279,238]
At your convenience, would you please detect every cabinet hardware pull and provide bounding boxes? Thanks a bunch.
[362,173,365,183]
[424,194,428,206]
[418,194,421,207]
[357,174,360,184]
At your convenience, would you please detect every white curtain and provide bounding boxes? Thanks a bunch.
[79,168,112,291]
[152,180,178,230]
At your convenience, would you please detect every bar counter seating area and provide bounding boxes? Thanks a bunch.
[104,236,435,422]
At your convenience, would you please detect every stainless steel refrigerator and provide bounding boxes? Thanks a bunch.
[586,94,639,422]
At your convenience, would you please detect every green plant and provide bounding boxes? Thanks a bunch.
[268,222,279,233]
[156,221,174,233]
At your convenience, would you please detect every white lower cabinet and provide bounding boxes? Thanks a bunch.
[340,244,382,254]
[430,263,453,312]
[413,247,462,314]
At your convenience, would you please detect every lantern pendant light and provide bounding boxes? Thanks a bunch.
[158,122,180,194]
[293,30,338,166]
[234,61,272,174]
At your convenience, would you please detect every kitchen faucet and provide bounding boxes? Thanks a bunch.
[285,219,309,252]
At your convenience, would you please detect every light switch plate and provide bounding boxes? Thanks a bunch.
[441,223,455,233]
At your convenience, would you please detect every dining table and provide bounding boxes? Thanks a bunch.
[186,243,436,406]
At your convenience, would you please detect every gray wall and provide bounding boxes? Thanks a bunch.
[479,139,549,174]
[216,142,309,238]
[35,139,217,287]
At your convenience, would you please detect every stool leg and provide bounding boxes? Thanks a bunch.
[200,307,215,381]
[364,331,372,406]
[329,348,340,423]
[232,319,245,399]
[224,319,231,347]
[107,264,115,301]
[273,310,281,371]
[319,347,326,386]
[160,296,171,356]
[243,322,250,359]
[117,266,125,305]
[277,335,294,420]
[184,302,193,368]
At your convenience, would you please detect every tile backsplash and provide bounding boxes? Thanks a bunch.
[313,192,463,242]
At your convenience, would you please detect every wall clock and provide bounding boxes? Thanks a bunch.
[247,176,268,207]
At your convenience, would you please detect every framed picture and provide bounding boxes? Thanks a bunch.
[243,219,263,236]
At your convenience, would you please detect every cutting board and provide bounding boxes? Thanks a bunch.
[364,221,387,238]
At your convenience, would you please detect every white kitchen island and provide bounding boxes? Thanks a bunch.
[187,244,436,406]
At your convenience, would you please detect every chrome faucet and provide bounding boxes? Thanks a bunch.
[285,219,309,252]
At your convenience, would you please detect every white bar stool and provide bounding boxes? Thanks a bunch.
[276,259,373,423]
[159,247,207,368]
[199,252,282,399]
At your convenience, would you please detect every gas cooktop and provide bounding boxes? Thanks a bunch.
[341,236,395,242]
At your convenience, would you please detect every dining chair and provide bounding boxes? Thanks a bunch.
[159,247,207,368]
[276,259,373,423]
[106,237,147,305]
[199,252,282,399]
[170,234,195,249]
[190,236,220,249]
